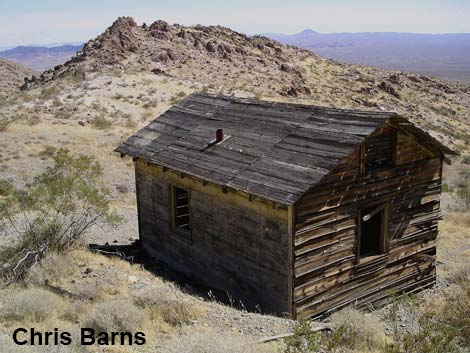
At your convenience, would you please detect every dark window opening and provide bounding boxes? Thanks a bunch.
[359,205,384,258]
[173,186,190,231]
[364,133,394,174]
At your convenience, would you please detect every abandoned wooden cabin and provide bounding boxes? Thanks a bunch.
[116,92,456,319]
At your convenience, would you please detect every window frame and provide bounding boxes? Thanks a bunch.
[360,130,397,176]
[356,202,391,264]
[169,185,192,240]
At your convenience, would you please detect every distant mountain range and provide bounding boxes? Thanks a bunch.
[3,31,470,85]
[0,44,83,71]
[266,30,470,85]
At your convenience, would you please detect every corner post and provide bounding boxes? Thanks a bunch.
[287,204,296,319]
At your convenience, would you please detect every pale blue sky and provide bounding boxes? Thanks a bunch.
[1,0,469,46]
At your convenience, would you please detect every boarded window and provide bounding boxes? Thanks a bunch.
[359,204,388,259]
[171,186,191,231]
[363,133,395,174]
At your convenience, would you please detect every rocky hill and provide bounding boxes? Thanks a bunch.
[0,58,36,97]
[21,17,470,147]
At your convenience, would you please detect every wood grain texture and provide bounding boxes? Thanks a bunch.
[292,129,444,318]
[135,160,291,315]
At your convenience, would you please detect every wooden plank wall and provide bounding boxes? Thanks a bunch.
[293,129,442,318]
[134,159,291,315]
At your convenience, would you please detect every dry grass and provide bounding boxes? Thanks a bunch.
[0,250,203,352]
[163,329,279,353]
[326,307,387,352]
[132,286,199,326]
[0,287,66,323]
[82,299,145,332]
[437,212,470,281]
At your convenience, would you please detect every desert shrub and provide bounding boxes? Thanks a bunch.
[29,252,76,286]
[169,91,186,105]
[61,299,90,322]
[83,299,144,332]
[0,149,120,283]
[28,115,41,125]
[0,119,10,132]
[52,98,62,107]
[53,109,70,119]
[0,287,65,322]
[283,316,321,353]
[383,289,467,353]
[158,299,197,326]
[39,85,60,99]
[462,155,470,165]
[133,286,198,326]
[0,179,14,196]
[142,100,158,109]
[91,116,112,130]
[38,145,57,158]
[441,282,470,347]
[448,262,470,284]
[326,307,387,351]
[383,313,460,353]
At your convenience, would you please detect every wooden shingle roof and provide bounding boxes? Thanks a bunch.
[116,93,455,204]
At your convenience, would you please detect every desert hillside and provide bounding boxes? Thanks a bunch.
[1,16,470,353]
[0,58,36,97]
[22,17,470,146]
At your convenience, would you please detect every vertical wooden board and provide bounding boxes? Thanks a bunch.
[135,160,291,315]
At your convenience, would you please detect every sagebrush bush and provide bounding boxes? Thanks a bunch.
[327,307,387,351]
[0,178,14,196]
[0,149,120,283]
[132,286,198,326]
[283,316,321,353]
[0,287,65,322]
[91,116,112,129]
[82,299,144,332]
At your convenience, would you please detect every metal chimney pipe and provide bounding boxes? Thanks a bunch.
[216,128,224,142]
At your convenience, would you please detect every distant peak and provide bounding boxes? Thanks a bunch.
[298,29,318,35]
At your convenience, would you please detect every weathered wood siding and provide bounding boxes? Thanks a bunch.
[135,159,290,314]
[293,128,442,318]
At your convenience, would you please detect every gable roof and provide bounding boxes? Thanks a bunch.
[116,93,456,204]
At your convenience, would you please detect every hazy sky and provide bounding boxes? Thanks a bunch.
[1,0,469,46]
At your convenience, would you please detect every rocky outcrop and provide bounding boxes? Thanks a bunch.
[378,81,400,99]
